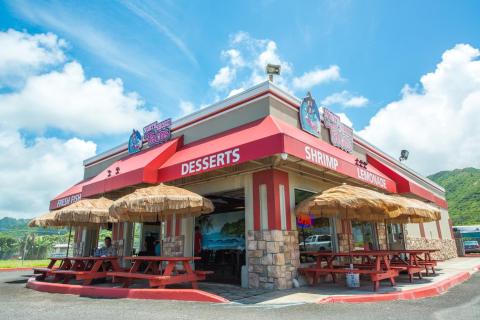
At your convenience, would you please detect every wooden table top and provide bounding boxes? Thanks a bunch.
[124,256,201,261]
[50,256,118,261]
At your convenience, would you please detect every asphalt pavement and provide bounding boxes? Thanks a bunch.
[0,270,479,320]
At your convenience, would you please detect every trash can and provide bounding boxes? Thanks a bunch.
[346,272,360,288]
[345,264,360,288]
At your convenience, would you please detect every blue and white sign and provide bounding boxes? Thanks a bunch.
[299,92,321,137]
[128,129,143,154]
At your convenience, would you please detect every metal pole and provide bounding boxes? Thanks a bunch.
[66,226,72,257]
[21,233,28,266]
[385,220,389,250]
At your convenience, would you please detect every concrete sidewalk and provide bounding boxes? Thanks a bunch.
[209,257,480,304]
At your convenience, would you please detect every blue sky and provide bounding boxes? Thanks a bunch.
[1,0,480,217]
[2,1,479,132]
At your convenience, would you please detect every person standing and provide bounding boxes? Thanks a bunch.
[194,226,203,268]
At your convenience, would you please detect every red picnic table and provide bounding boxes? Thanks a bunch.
[387,249,439,275]
[107,256,213,289]
[299,251,399,291]
[33,256,121,285]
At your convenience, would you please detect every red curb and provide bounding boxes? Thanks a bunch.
[26,277,229,303]
[317,271,472,303]
[0,267,36,272]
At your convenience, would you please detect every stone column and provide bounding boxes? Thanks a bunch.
[247,230,300,289]
[247,169,300,290]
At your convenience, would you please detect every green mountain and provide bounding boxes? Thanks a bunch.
[428,167,480,225]
[0,217,67,238]
[0,217,32,231]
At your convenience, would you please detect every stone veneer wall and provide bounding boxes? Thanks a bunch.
[337,233,353,252]
[162,235,185,257]
[247,230,300,290]
[405,236,457,260]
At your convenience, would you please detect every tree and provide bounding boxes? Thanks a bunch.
[0,235,19,259]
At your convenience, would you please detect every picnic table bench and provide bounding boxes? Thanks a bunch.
[107,256,213,289]
[33,257,71,280]
[34,256,121,284]
[391,249,439,275]
[299,251,399,291]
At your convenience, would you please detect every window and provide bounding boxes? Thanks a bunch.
[295,189,336,253]
[352,221,377,251]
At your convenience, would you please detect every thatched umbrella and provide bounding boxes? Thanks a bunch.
[295,185,405,221]
[109,184,214,223]
[388,196,441,223]
[295,184,441,251]
[28,211,59,228]
[29,197,116,256]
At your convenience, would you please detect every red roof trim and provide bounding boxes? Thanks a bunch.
[367,155,447,208]
[81,138,182,198]
[49,178,94,210]
[158,116,396,192]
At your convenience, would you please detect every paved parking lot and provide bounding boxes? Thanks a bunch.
[1,270,479,320]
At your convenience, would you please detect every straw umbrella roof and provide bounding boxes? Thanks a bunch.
[388,196,441,223]
[110,184,214,222]
[28,211,59,228]
[294,184,440,223]
[28,197,116,228]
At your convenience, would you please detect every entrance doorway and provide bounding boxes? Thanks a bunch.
[387,223,405,250]
[195,189,245,284]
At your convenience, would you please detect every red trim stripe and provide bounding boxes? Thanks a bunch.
[419,223,426,238]
[436,220,443,240]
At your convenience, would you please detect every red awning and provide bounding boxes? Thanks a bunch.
[49,178,92,210]
[366,155,447,208]
[158,116,397,192]
[81,137,182,197]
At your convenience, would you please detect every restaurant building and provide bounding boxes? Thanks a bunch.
[49,81,457,290]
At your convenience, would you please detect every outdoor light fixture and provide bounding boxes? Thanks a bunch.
[280,153,288,161]
[266,64,281,82]
[399,149,409,162]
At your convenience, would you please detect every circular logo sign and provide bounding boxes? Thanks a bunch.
[299,92,321,137]
[128,129,143,154]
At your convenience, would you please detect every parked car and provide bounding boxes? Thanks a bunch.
[300,234,332,252]
[464,240,480,253]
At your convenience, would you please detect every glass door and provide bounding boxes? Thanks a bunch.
[351,221,378,251]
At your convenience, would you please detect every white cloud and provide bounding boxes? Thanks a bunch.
[359,44,480,175]
[222,49,244,67]
[337,112,353,128]
[0,61,160,136]
[0,130,96,218]
[0,29,162,218]
[179,100,195,116]
[209,32,293,94]
[228,87,245,98]
[292,66,341,91]
[0,29,66,87]
[321,90,369,108]
[210,66,236,90]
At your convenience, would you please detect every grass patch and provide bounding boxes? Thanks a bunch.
[0,259,50,268]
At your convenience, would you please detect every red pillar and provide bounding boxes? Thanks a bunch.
[175,215,181,236]
[252,169,291,231]
[419,222,426,238]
